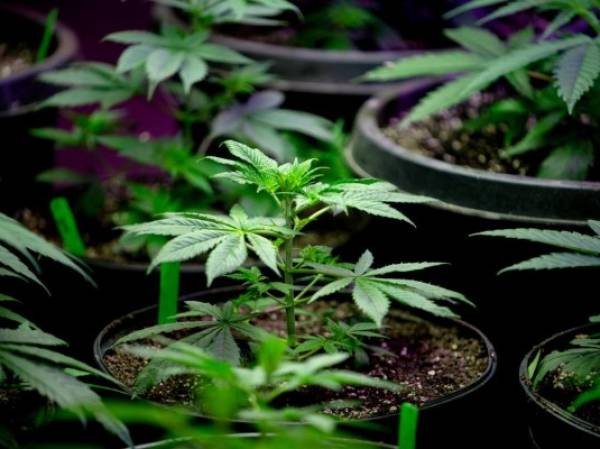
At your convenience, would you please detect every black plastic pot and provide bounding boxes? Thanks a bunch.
[0,5,79,211]
[94,287,497,449]
[348,80,600,225]
[520,323,600,449]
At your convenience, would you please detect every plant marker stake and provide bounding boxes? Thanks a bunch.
[36,8,58,62]
[398,403,419,449]
[50,197,85,257]
[159,262,180,324]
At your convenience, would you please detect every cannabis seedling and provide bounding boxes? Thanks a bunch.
[122,140,471,360]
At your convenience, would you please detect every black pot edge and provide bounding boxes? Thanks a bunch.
[519,323,600,440]
[346,80,600,227]
[93,286,498,424]
[0,4,79,115]
[129,434,395,449]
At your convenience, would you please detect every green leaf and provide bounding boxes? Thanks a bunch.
[117,45,154,73]
[206,234,248,285]
[208,327,240,365]
[105,30,166,46]
[146,49,185,84]
[0,245,45,290]
[589,220,600,237]
[477,0,551,24]
[36,168,92,185]
[541,10,576,40]
[366,262,445,276]
[475,228,600,254]
[310,277,353,303]
[363,51,483,81]
[462,36,590,96]
[149,230,228,271]
[252,109,334,142]
[179,55,208,94]
[444,0,507,19]
[355,250,374,275]
[247,233,279,275]
[352,279,389,327]
[502,112,564,157]
[444,27,505,57]
[401,73,481,126]
[376,282,456,318]
[555,42,600,113]
[115,321,216,344]
[195,43,251,64]
[500,252,600,273]
[538,140,594,180]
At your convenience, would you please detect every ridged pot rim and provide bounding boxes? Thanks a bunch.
[346,79,600,226]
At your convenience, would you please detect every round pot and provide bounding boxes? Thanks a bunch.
[0,5,79,212]
[94,287,498,449]
[347,80,600,226]
[520,323,600,449]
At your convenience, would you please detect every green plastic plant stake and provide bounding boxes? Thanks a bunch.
[158,262,180,324]
[37,8,58,62]
[50,197,86,256]
[398,403,419,449]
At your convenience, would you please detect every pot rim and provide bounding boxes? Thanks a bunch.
[130,434,395,449]
[94,286,497,423]
[0,5,79,90]
[519,322,600,439]
[347,79,600,226]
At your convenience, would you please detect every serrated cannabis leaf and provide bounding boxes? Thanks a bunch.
[309,250,469,325]
[555,42,600,113]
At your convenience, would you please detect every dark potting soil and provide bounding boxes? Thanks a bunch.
[383,90,540,177]
[103,302,488,419]
[0,43,33,79]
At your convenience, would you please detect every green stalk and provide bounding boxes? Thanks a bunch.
[283,196,296,347]
[36,9,58,63]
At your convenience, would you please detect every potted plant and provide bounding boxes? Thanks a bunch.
[476,220,600,448]
[94,140,496,448]
[350,0,600,224]
[15,0,355,336]
[0,5,78,212]
[0,213,131,447]
[154,0,455,119]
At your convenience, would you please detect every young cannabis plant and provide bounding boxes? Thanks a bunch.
[0,214,130,445]
[363,2,600,180]
[476,220,600,411]
[123,140,470,354]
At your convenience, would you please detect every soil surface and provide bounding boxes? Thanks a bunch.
[103,301,489,419]
[383,90,539,177]
[0,43,33,79]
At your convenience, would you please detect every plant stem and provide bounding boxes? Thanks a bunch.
[283,196,296,347]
